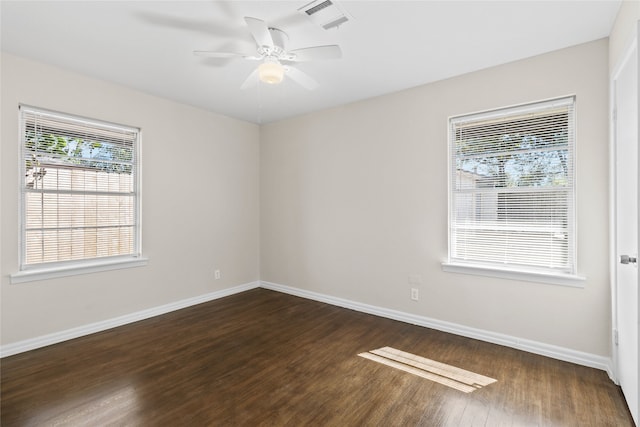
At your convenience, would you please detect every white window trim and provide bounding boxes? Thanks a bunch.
[444,96,583,285]
[10,256,149,284]
[15,105,145,281]
[441,261,585,287]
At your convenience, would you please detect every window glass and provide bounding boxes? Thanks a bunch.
[448,97,575,275]
[20,106,141,269]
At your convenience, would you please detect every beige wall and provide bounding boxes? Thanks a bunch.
[260,39,610,356]
[1,37,614,358]
[1,53,260,345]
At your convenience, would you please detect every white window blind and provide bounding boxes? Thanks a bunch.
[448,97,576,275]
[19,106,141,269]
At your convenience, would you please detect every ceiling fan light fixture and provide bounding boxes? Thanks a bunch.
[258,60,285,84]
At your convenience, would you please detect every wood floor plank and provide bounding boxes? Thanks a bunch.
[0,289,634,426]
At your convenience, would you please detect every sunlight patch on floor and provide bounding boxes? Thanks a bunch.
[358,346,497,393]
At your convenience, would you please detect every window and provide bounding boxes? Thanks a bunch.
[446,97,578,281]
[18,105,142,274]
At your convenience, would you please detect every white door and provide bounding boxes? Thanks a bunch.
[613,28,639,426]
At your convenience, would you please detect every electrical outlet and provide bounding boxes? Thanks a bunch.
[410,288,419,301]
[214,269,221,280]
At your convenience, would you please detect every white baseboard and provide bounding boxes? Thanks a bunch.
[260,281,614,379]
[0,281,260,358]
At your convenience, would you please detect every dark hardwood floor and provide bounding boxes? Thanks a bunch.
[1,289,634,426]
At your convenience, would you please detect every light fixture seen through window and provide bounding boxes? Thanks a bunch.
[258,60,285,84]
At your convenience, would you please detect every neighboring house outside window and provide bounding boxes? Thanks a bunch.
[16,105,143,279]
[444,97,580,284]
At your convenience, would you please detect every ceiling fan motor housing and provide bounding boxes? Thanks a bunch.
[257,27,289,59]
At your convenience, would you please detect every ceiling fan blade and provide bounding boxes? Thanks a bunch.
[285,66,318,90]
[244,17,273,48]
[240,68,259,90]
[288,45,342,62]
[193,50,258,59]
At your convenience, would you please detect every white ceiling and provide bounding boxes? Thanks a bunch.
[1,1,621,124]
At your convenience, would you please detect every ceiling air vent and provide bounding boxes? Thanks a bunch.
[299,0,351,30]
[304,0,333,16]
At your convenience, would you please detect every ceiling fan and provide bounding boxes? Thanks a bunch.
[194,17,342,90]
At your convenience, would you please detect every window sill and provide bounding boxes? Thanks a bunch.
[10,257,148,284]
[441,262,586,287]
